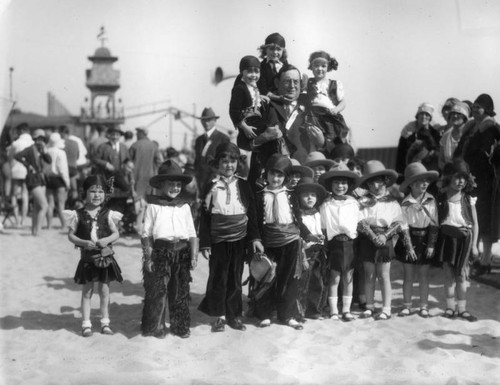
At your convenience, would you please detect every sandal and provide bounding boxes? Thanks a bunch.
[329,314,340,321]
[375,312,391,321]
[441,308,456,319]
[101,325,113,335]
[287,318,304,330]
[418,308,430,318]
[342,312,355,322]
[259,319,271,328]
[359,309,374,319]
[81,327,92,337]
[398,307,411,317]
[458,311,478,322]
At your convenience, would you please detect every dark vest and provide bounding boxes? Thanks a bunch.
[437,192,473,227]
[74,207,112,241]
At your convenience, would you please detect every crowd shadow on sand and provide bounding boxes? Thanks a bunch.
[418,329,500,358]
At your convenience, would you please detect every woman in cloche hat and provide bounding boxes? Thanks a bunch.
[140,160,199,339]
[357,160,416,321]
[397,162,439,318]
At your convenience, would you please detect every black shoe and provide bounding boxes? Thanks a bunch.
[211,318,225,332]
[228,318,246,331]
[177,330,191,338]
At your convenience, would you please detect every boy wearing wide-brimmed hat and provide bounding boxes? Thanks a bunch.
[140,160,199,339]
[294,177,328,320]
[253,154,313,330]
[304,151,335,183]
[356,160,416,321]
[287,158,314,189]
[318,162,360,321]
[397,162,439,318]
[198,143,263,332]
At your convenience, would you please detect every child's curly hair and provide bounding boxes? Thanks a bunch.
[439,159,476,193]
[308,51,338,72]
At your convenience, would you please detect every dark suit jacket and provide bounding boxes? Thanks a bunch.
[194,129,230,193]
[92,141,130,192]
[257,59,288,96]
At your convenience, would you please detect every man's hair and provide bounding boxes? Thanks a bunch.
[277,63,301,80]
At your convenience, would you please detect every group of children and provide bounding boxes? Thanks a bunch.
[64,31,480,338]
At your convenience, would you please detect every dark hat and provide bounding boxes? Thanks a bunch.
[399,162,439,192]
[329,143,355,160]
[442,158,470,178]
[359,160,398,188]
[264,32,286,48]
[319,161,360,189]
[239,55,260,73]
[294,176,327,202]
[149,160,193,189]
[135,126,149,135]
[304,151,335,169]
[200,107,219,120]
[265,154,292,176]
[290,158,314,178]
[107,126,124,135]
[210,142,245,166]
[474,93,495,117]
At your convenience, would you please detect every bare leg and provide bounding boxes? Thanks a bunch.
[377,262,392,310]
[46,189,55,230]
[98,282,110,323]
[55,187,68,228]
[31,186,48,236]
[418,265,430,309]
[81,282,94,327]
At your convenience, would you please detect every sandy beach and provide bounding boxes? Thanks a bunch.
[0,222,499,385]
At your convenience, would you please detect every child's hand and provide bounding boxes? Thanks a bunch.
[260,95,270,104]
[143,259,154,273]
[95,240,107,248]
[201,249,211,260]
[241,124,257,139]
[407,249,418,262]
[374,234,387,247]
[425,247,434,259]
[302,259,310,270]
[83,240,97,250]
[252,240,264,254]
[329,107,338,115]
[305,234,322,244]
[471,245,479,258]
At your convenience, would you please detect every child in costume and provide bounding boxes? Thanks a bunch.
[318,162,361,321]
[198,143,263,332]
[304,151,334,183]
[141,160,199,338]
[254,154,314,330]
[295,177,328,320]
[305,51,348,151]
[64,175,123,337]
[257,32,288,101]
[397,163,439,318]
[357,161,416,320]
[287,158,314,189]
[436,159,479,322]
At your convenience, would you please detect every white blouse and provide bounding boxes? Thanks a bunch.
[63,209,123,242]
[359,194,407,229]
[320,196,360,240]
[142,203,196,241]
[401,193,438,228]
[262,187,294,225]
[442,196,477,228]
[205,176,246,215]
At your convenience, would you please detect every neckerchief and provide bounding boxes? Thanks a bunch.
[146,194,189,207]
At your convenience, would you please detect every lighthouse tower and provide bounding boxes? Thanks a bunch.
[80,27,124,127]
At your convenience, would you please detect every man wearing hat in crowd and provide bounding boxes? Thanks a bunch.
[194,107,230,195]
[141,160,199,339]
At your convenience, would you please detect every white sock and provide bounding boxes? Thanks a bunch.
[100,318,110,327]
[457,300,466,313]
[382,306,391,315]
[82,320,92,328]
[328,297,338,315]
[342,296,353,314]
[446,297,456,310]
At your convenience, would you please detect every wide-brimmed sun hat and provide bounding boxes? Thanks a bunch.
[294,176,327,202]
[290,158,314,179]
[304,151,335,169]
[359,160,398,188]
[149,160,193,189]
[399,162,439,192]
[319,161,360,189]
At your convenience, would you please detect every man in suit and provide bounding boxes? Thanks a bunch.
[194,108,230,194]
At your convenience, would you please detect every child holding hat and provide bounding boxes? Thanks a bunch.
[435,159,478,321]
[305,50,348,151]
[141,160,199,338]
[198,143,263,332]
[294,177,328,320]
[257,32,288,101]
[357,160,416,320]
[397,163,439,318]
[254,154,313,330]
[318,162,360,321]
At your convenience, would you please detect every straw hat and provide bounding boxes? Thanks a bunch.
[249,253,275,283]
[304,151,335,169]
[149,160,193,189]
[399,162,439,192]
[294,176,327,202]
[319,161,360,189]
[290,158,313,179]
[359,160,398,188]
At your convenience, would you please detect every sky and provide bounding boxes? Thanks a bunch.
[1,0,500,150]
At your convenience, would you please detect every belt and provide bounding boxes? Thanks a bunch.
[409,228,428,237]
[370,226,388,234]
[154,239,188,251]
